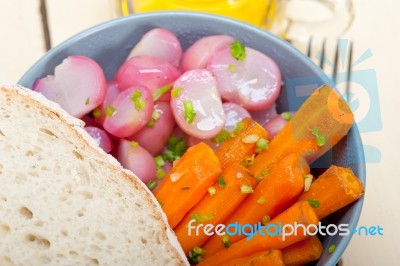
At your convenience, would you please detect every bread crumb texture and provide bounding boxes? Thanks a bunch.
[0,86,187,266]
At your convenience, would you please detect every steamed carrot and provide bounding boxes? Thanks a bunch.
[174,163,256,254]
[297,165,364,219]
[199,201,319,266]
[249,85,354,178]
[202,153,308,257]
[221,250,284,266]
[282,236,323,266]
[216,117,269,168]
[154,142,222,228]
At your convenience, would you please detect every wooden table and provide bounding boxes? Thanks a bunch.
[1,0,399,265]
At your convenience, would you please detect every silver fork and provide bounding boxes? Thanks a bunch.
[307,37,353,102]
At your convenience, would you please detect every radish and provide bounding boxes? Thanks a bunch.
[207,45,281,111]
[170,69,225,139]
[127,28,182,67]
[129,102,175,155]
[181,35,233,72]
[118,139,156,184]
[34,56,106,118]
[263,112,295,138]
[84,126,113,153]
[222,102,251,131]
[249,103,278,125]
[103,86,154,138]
[93,81,120,124]
[115,56,181,101]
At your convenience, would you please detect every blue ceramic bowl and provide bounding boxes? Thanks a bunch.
[19,11,365,266]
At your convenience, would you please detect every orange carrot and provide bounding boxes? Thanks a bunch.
[249,85,354,178]
[154,142,222,228]
[282,236,324,266]
[221,250,284,266]
[216,117,269,169]
[202,153,309,257]
[174,163,256,254]
[199,201,319,266]
[297,165,364,219]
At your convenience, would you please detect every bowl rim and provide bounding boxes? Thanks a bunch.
[18,11,366,265]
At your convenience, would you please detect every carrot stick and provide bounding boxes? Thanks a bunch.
[249,85,354,178]
[154,142,222,228]
[221,250,285,266]
[282,236,323,266]
[199,201,319,266]
[216,117,269,169]
[202,153,309,257]
[297,165,364,219]
[174,163,256,254]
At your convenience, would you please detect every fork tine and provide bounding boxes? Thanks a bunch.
[332,39,340,84]
[319,38,327,70]
[346,41,353,102]
[307,37,313,58]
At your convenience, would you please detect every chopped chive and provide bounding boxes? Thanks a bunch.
[311,127,326,147]
[156,168,166,179]
[146,180,157,191]
[131,90,146,111]
[211,129,231,144]
[328,244,336,253]
[130,141,138,147]
[188,246,205,264]
[231,121,245,137]
[146,110,161,127]
[230,40,246,61]
[304,174,313,192]
[217,175,227,188]
[308,199,320,208]
[105,106,117,117]
[242,134,259,144]
[256,175,264,183]
[92,108,101,118]
[255,138,269,153]
[171,87,182,98]
[281,112,292,121]
[228,64,236,72]
[183,100,196,124]
[162,135,187,163]
[240,184,254,194]
[208,186,217,196]
[154,156,165,168]
[222,235,231,248]
[242,154,255,167]
[257,196,266,205]
[193,246,205,255]
[85,97,90,105]
[152,83,171,101]
[262,215,271,225]
[190,213,215,223]
[181,186,190,190]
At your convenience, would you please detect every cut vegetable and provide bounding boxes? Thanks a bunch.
[221,250,285,266]
[93,81,121,124]
[282,236,323,266]
[84,126,113,153]
[263,111,295,139]
[154,142,222,228]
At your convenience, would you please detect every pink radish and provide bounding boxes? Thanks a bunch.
[117,139,156,184]
[170,69,225,139]
[34,56,106,118]
[115,56,181,101]
[103,86,154,138]
[129,102,175,155]
[94,81,121,124]
[250,103,278,125]
[181,35,233,72]
[263,112,295,139]
[207,46,281,111]
[84,126,113,153]
[127,28,182,67]
[81,115,99,128]
[222,102,251,131]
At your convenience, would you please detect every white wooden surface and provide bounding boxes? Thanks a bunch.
[0,0,399,265]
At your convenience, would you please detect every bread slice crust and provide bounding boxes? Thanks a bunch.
[0,84,188,266]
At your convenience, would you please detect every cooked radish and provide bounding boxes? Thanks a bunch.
[263,112,295,138]
[127,28,182,67]
[84,126,113,153]
[170,69,225,139]
[207,45,281,110]
[250,103,277,125]
[94,81,120,124]
[223,102,251,131]
[103,86,154,138]
[81,115,99,128]
[117,139,156,183]
[181,35,233,72]
[34,56,106,118]
[129,102,175,155]
[115,56,181,101]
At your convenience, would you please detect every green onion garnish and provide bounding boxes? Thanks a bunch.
[171,87,182,98]
[154,156,165,168]
[183,100,196,124]
[257,196,266,205]
[211,129,231,144]
[242,154,255,167]
[308,199,320,208]
[131,90,146,111]
[281,112,292,121]
[228,64,236,72]
[92,108,101,118]
[311,127,326,147]
[156,168,166,179]
[146,110,161,127]
[222,235,231,248]
[85,97,90,105]
[240,185,254,194]
[146,180,157,191]
[105,106,117,117]
[152,83,171,101]
[328,244,336,253]
[208,186,217,196]
[230,40,246,61]
[255,138,269,153]
[217,175,227,188]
